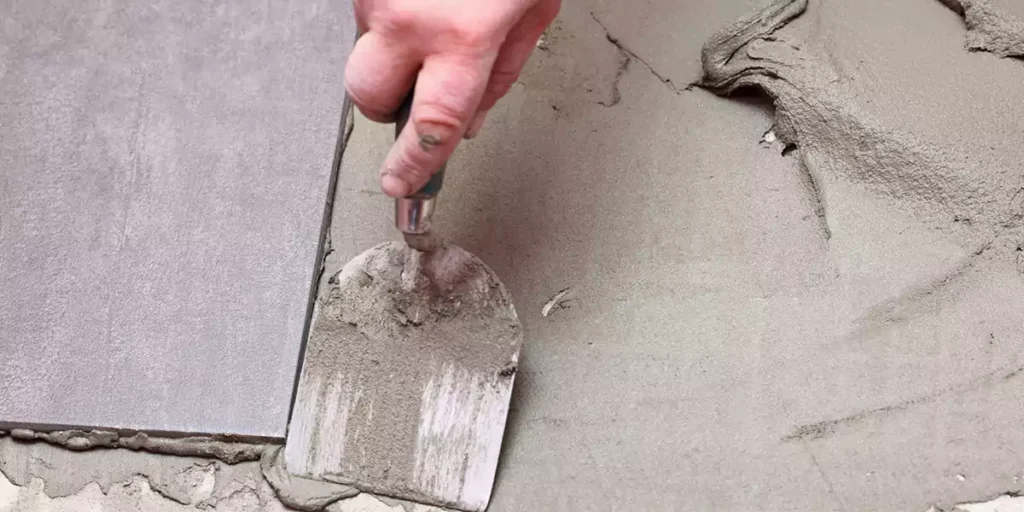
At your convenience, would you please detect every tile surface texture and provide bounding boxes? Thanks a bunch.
[0,0,354,436]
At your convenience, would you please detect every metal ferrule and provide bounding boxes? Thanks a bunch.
[395,197,436,235]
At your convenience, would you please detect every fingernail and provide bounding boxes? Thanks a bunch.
[381,172,411,198]
[465,112,487,139]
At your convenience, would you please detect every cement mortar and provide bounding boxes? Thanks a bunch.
[0,435,1017,511]
[699,0,1023,269]
[941,0,1024,57]
[5,428,268,463]
[0,430,361,511]
[326,0,1024,509]
[0,437,438,511]
[260,447,359,510]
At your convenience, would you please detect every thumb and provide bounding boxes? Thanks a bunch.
[380,52,496,198]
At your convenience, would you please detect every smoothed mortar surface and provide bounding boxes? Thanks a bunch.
[326,0,1024,509]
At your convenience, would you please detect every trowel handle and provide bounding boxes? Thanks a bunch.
[394,93,447,199]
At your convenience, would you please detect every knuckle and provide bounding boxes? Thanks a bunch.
[448,24,495,49]
[377,9,413,33]
[378,8,500,53]
[413,103,466,140]
[392,147,438,182]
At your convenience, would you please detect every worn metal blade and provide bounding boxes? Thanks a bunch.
[285,241,522,512]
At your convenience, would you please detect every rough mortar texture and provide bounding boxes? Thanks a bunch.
[260,447,359,510]
[0,436,1015,511]
[324,0,1024,509]
[940,0,1024,57]
[6,428,269,463]
[0,438,449,511]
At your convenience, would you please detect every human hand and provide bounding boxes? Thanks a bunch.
[345,0,560,198]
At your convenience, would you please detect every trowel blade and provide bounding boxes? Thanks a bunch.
[284,241,522,512]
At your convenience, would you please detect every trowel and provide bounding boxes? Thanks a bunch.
[284,93,523,512]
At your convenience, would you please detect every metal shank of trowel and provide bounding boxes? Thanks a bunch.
[394,93,447,235]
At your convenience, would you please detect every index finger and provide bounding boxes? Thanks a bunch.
[380,51,497,198]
